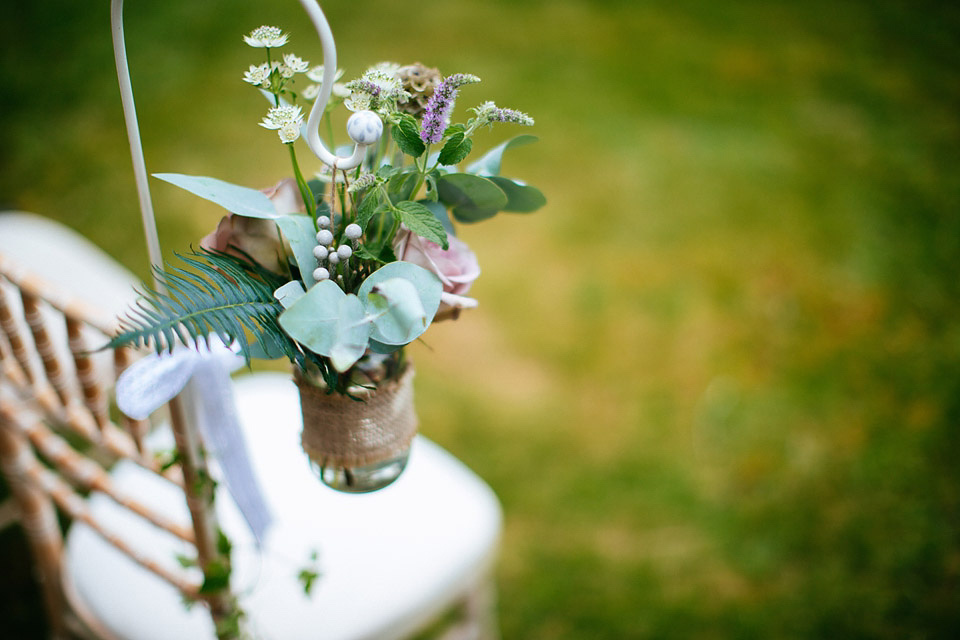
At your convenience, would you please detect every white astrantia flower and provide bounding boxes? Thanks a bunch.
[279,64,295,79]
[301,84,320,101]
[242,63,271,87]
[306,65,344,84]
[278,122,300,144]
[283,54,310,74]
[343,67,410,114]
[344,92,371,113]
[370,61,401,77]
[243,26,289,48]
[260,105,303,130]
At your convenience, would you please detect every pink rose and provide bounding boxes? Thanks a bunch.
[393,228,481,320]
[200,179,304,273]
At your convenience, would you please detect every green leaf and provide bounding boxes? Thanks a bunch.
[275,214,319,287]
[391,115,425,158]
[424,173,440,203]
[465,134,539,177]
[443,123,466,137]
[368,338,403,354]
[356,191,384,231]
[175,553,197,569]
[388,170,419,203]
[154,173,277,218]
[487,176,547,213]
[199,559,231,594]
[216,529,233,556]
[376,164,399,180]
[436,173,508,223]
[355,241,397,265]
[365,277,428,345]
[109,249,292,365]
[298,568,320,596]
[329,294,372,372]
[395,201,449,248]
[357,262,442,345]
[437,133,473,166]
[274,281,306,308]
[420,200,455,237]
[277,280,343,356]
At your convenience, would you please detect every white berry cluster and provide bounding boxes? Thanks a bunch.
[312,219,363,284]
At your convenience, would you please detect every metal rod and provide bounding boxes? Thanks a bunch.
[110,0,163,287]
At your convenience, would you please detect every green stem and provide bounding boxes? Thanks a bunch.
[408,144,432,201]
[288,144,317,229]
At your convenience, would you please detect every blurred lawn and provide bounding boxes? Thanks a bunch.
[3,0,960,638]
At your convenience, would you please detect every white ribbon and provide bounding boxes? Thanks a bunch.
[116,342,273,546]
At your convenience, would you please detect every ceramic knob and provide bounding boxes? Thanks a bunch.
[346,110,383,145]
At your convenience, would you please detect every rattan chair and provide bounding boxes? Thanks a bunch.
[0,211,502,639]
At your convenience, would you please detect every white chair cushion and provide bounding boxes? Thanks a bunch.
[63,373,502,640]
[0,212,140,319]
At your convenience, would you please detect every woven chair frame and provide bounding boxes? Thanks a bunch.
[0,252,235,638]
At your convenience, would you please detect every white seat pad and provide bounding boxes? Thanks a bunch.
[63,373,501,640]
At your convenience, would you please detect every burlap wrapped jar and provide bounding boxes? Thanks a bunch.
[295,364,417,492]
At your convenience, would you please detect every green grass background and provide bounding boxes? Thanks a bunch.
[2,0,959,637]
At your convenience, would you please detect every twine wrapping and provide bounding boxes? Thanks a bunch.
[296,365,417,468]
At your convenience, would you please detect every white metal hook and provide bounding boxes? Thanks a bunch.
[110,0,163,283]
[297,0,382,171]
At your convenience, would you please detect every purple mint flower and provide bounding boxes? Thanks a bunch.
[420,73,481,144]
[490,106,534,125]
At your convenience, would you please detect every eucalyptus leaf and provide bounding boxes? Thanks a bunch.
[395,201,449,248]
[437,173,508,223]
[154,173,277,219]
[275,215,319,288]
[357,262,442,345]
[365,277,428,345]
[487,176,547,213]
[329,295,372,372]
[277,280,343,355]
[367,338,403,354]
[465,134,539,177]
[274,281,306,308]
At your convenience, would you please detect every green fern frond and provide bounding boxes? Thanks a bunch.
[109,249,297,364]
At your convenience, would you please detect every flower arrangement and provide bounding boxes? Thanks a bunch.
[111,24,545,398]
